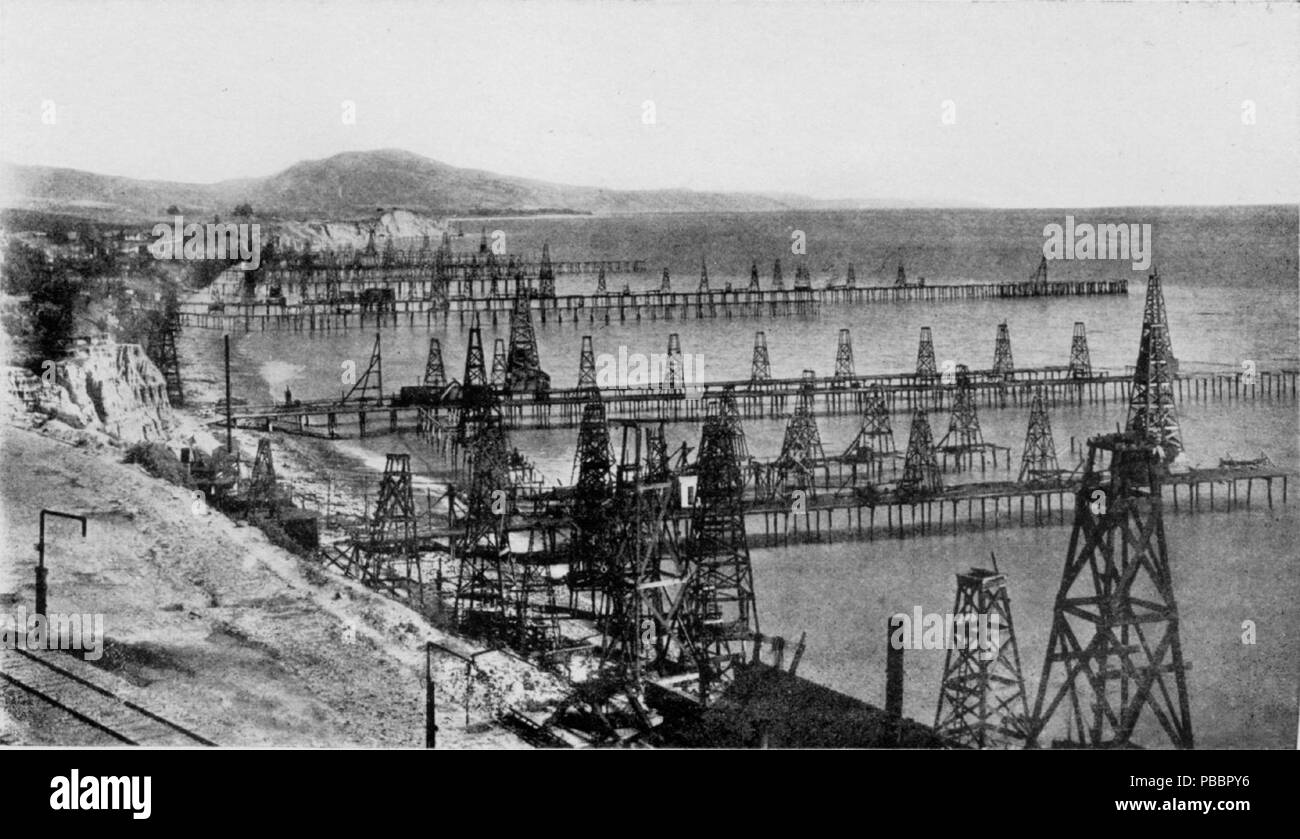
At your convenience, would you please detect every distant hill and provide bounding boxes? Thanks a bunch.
[0,149,964,222]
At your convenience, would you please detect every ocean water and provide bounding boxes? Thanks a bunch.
[180,206,1299,748]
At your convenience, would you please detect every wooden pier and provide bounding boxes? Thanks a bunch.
[177,279,1128,332]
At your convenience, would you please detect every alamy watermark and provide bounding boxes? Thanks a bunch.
[149,215,261,270]
[595,346,706,391]
[1,607,104,661]
[889,607,1002,661]
[1042,215,1151,271]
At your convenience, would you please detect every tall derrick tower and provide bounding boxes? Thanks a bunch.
[423,338,446,388]
[1018,387,1061,483]
[1028,433,1193,749]
[833,329,855,381]
[1126,270,1183,463]
[749,331,771,385]
[934,564,1031,749]
[684,394,759,699]
[897,409,942,498]
[916,327,938,379]
[992,322,1015,380]
[1068,322,1092,379]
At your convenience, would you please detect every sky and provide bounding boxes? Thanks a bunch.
[1,0,1297,207]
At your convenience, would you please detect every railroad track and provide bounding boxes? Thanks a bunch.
[0,647,215,746]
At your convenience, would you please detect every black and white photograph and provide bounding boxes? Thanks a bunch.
[0,0,1295,774]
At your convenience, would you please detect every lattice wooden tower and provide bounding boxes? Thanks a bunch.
[1127,269,1183,463]
[1018,387,1061,483]
[1126,321,1183,464]
[833,328,855,381]
[664,333,684,390]
[568,392,615,605]
[145,317,185,407]
[659,267,671,293]
[423,338,446,388]
[750,331,771,384]
[938,364,996,472]
[896,262,907,287]
[916,327,938,379]
[490,338,507,390]
[842,384,895,481]
[538,243,556,298]
[934,565,1031,749]
[685,394,759,699]
[453,422,514,637]
[993,322,1015,380]
[748,261,760,291]
[771,259,784,290]
[1028,433,1193,749]
[846,263,856,288]
[1068,322,1092,379]
[596,265,607,294]
[577,335,597,390]
[244,437,278,515]
[366,453,421,594]
[773,371,825,497]
[698,255,710,293]
[506,294,550,395]
[898,409,942,497]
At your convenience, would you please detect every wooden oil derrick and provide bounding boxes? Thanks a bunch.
[793,263,812,290]
[916,327,938,379]
[934,563,1031,749]
[538,243,556,298]
[1127,320,1183,464]
[773,371,825,497]
[1127,268,1183,463]
[1068,322,1092,379]
[659,267,671,293]
[244,437,279,516]
[833,328,855,381]
[1140,267,1176,372]
[363,228,378,257]
[423,338,446,388]
[490,338,507,390]
[772,259,784,290]
[897,409,942,498]
[478,227,489,255]
[342,333,383,403]
[684,395,759,700]
[748,261,760,291]
[487,249,502,296]
[698,255,710,293]
[598,422,697,709]
[993,322,1015,380]
[842,384,895,482]
[596,265,607,294]
[577,335,597,390]
[382,236,397,268]
[664,333,684,390]
[846,263,856,288]
[1031,255,1049,285]
[1028,432,1193,749]
[568,392,615,604]
[750,331,771,385]
[645,420,673,484]
[1019,387,1062,484]
[505,294,551,395]
[938,364,999,472]
[453,422,514,639]
[896,262,907,287]
[145,316,184,407]
[324,253,342,302]
[455,314,500,448]
[354,453,422,600]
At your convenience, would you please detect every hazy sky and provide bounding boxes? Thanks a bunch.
[1,0,1296,207]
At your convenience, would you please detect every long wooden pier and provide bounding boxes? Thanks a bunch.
[716,465,1293,548]
[224,362,1297,438]
[177,279,1128,332]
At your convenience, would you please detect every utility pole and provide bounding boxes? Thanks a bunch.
[224,334,232,451]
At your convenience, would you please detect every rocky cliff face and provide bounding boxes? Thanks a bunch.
[8,342,175,445]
